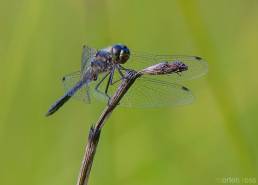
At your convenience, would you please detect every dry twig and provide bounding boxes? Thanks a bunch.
[76,61,183,185]
[76,70,140,185]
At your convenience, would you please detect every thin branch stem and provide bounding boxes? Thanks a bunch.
[76,70,141,185]
[75,61,183,185]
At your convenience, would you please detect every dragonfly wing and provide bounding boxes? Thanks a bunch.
[124,51,208,82]
[120,76,194,107]
[62,71,91,103]
[155,55,208,81]
[81,45,97,74]
[92,74,194,108]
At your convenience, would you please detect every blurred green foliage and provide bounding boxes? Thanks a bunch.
[1,0,258,185]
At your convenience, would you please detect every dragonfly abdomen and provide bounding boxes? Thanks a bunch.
[46,81,84,116]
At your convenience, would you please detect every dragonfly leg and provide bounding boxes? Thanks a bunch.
[94,72,112,101]
[118,65,127,71]
[95,71,110,91]
[105,67,115,94]
[117,65,136,80]
[109,65,125,85]
[101,67,118,105]
[117,66,125,79]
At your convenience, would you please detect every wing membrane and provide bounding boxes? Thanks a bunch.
[81,45,97,75]
[93,75,194,108]
[62,71,91,103]
[123,52,208,82]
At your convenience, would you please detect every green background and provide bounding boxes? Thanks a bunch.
[1,0,258,185]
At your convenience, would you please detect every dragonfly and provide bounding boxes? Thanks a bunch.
[46,44,208,116]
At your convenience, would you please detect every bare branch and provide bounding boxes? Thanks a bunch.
[76,70,141,185]
[76,61,184,185]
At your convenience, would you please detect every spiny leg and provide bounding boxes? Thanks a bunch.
[94,66,127,105]
[109,65,125,85]
[102,67,117,105]
[117,66,125,79]
[95,71,110,91]
[94,71,113,101]
[105,67,115,94]
[106,65,127,106]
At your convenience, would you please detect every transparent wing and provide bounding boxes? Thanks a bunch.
[121,77,194,107]
[123,51,208,82]
[81,45,97,74]
[62,71,91,103]
[93,74,194,108]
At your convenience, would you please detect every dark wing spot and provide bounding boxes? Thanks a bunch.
[62,77,66,81]
[195,56,202,60]
[182,86,190,91]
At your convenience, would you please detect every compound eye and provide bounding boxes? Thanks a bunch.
[123,46,130,55]
[119,48,130,64]
[112,45,122,57]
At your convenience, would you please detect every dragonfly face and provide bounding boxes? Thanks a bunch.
[110,44,130,64]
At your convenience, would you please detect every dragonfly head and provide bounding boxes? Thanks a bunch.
[111,44,130,64]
